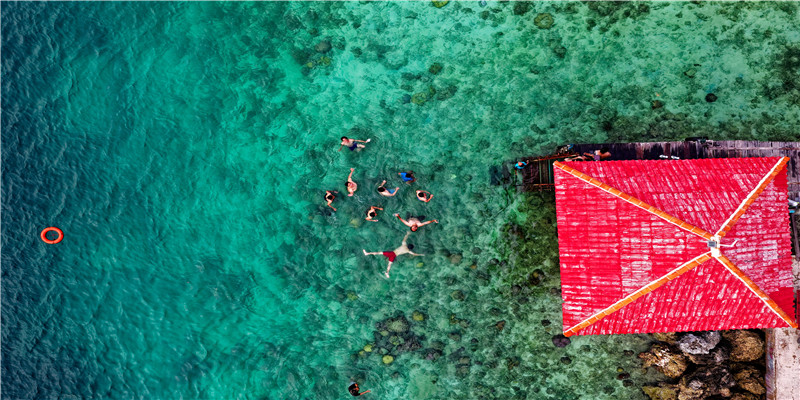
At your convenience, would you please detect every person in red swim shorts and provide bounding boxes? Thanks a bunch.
[362,231,424,278]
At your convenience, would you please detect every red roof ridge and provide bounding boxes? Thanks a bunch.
[714,254,798,329]
[553,161,714,240]
[715,157,789,238]
[564,252,714,336]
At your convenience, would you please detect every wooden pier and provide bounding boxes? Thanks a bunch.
[518,139,800,201]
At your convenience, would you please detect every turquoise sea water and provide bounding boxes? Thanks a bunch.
[3,2,799,399]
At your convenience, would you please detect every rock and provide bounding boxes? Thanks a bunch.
[424,349,442,361]
[346,291,359,301]
[431,0,449,8]
[449,331,462,342]
[314,39,332,53]
[541,319,551,327]
[623,350,634,357]
[534,13,555,29]
[401,94,411,104]
[733,365,765,395]
[678,331,721,355]
[677,366,736,400]
[722,330,764,362]
[730,393,759,400]
[553,45,567,58]
[495,320,506,331]
[386,316,411,333]
[411,92,428,106]
[449,254,463,264]
[389,335,403,346]
[506,357,520,370]
[397,336,422,352]
[364,344,373,352]
[684,67,697,78]
[472,247,482,255]
[617,373,630,380]
[643,385,678,400]
[652,100,664,109]
[705,93,717,102]
[513,2,531,15]
[687,345,729,365]
[652,332,679,344]
[639,343,688,379]
[451,290,465,301]
[412,311,426,321]
[552,334,571,348]
[428,62,443,75]
[382,355,395,365]
[435,85,458,101]
[560,356,572,365]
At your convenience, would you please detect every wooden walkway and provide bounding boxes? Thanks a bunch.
[519,140,800,201]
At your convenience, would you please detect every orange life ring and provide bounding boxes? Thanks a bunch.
[40,227,63,244]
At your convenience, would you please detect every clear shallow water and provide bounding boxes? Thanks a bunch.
[2,2,799,399]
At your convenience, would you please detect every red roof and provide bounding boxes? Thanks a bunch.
[554,157,797,336]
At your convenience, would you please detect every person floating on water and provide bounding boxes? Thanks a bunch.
[393,213,438,232]
[365,206,383,222]
[377,180,399,197]
[514,161,528,171]
[398,171,416,184]
[325,190,338,211]
[348,382,371,396]
[363,231,424,278]
[339,136,370,152]
[415,190,433,203]
[346,168,358,196]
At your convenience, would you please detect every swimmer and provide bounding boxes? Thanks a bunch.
[325,190,338,211]
[363,231,424,278]
[346,168,358,196]
[415,190,433,203]
[348,381,371,396]
[339,136,371,152]
[365,206,383,222]
[514,161,528,171]
[393,213,438,232]
[377,180,399,197]
[398,171,416,184]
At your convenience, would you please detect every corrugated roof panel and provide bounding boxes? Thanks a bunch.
[572,259,788,335]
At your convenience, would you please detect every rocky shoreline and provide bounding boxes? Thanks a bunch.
[639,330,767,400]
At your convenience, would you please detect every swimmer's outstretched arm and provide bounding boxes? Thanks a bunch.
[409,251,424,257]
[419,219,439,227]
[379,180,386,187]
[348,168,355,181]
[393,214,411,227]
[354,138,370,143]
